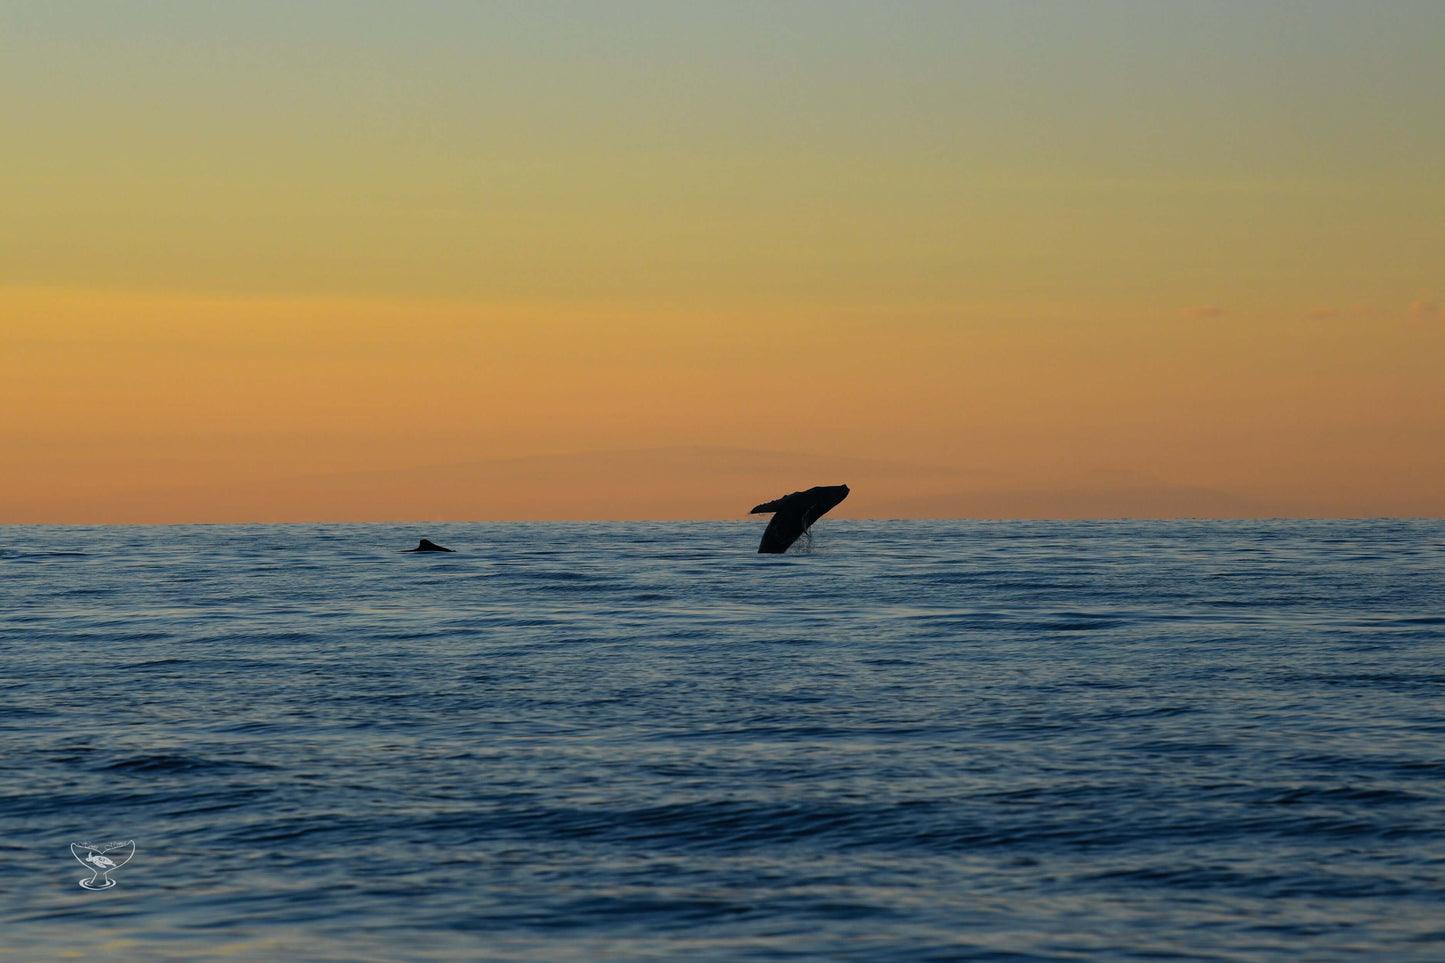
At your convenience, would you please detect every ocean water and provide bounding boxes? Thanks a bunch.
[2,520,1442,962]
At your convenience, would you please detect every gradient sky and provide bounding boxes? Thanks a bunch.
[3,1,1442,521]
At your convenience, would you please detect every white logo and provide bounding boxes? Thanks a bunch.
[71,840,134,890]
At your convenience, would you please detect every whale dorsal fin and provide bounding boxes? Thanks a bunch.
[403,538,455,553]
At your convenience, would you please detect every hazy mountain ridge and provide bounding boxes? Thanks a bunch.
[5,445,1376,523]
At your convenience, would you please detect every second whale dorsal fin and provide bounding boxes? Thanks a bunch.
[403,538,455,553]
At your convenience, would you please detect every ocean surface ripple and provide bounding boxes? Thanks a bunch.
[2,520,1442,961]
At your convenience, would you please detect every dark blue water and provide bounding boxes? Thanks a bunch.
[2,521,1442,961]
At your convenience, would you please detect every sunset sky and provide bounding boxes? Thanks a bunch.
[3,1,1442,521]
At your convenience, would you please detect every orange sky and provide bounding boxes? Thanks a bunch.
[2,4,1442,521]
[4,286,1440,521]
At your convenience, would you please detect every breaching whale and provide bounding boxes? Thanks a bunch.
[749,484,849,554]
[402,538,454,553]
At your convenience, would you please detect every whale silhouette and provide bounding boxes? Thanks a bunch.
[402,539,455,553]
[749,484,849,554]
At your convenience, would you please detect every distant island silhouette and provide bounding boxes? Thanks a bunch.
[750,485,849,553]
